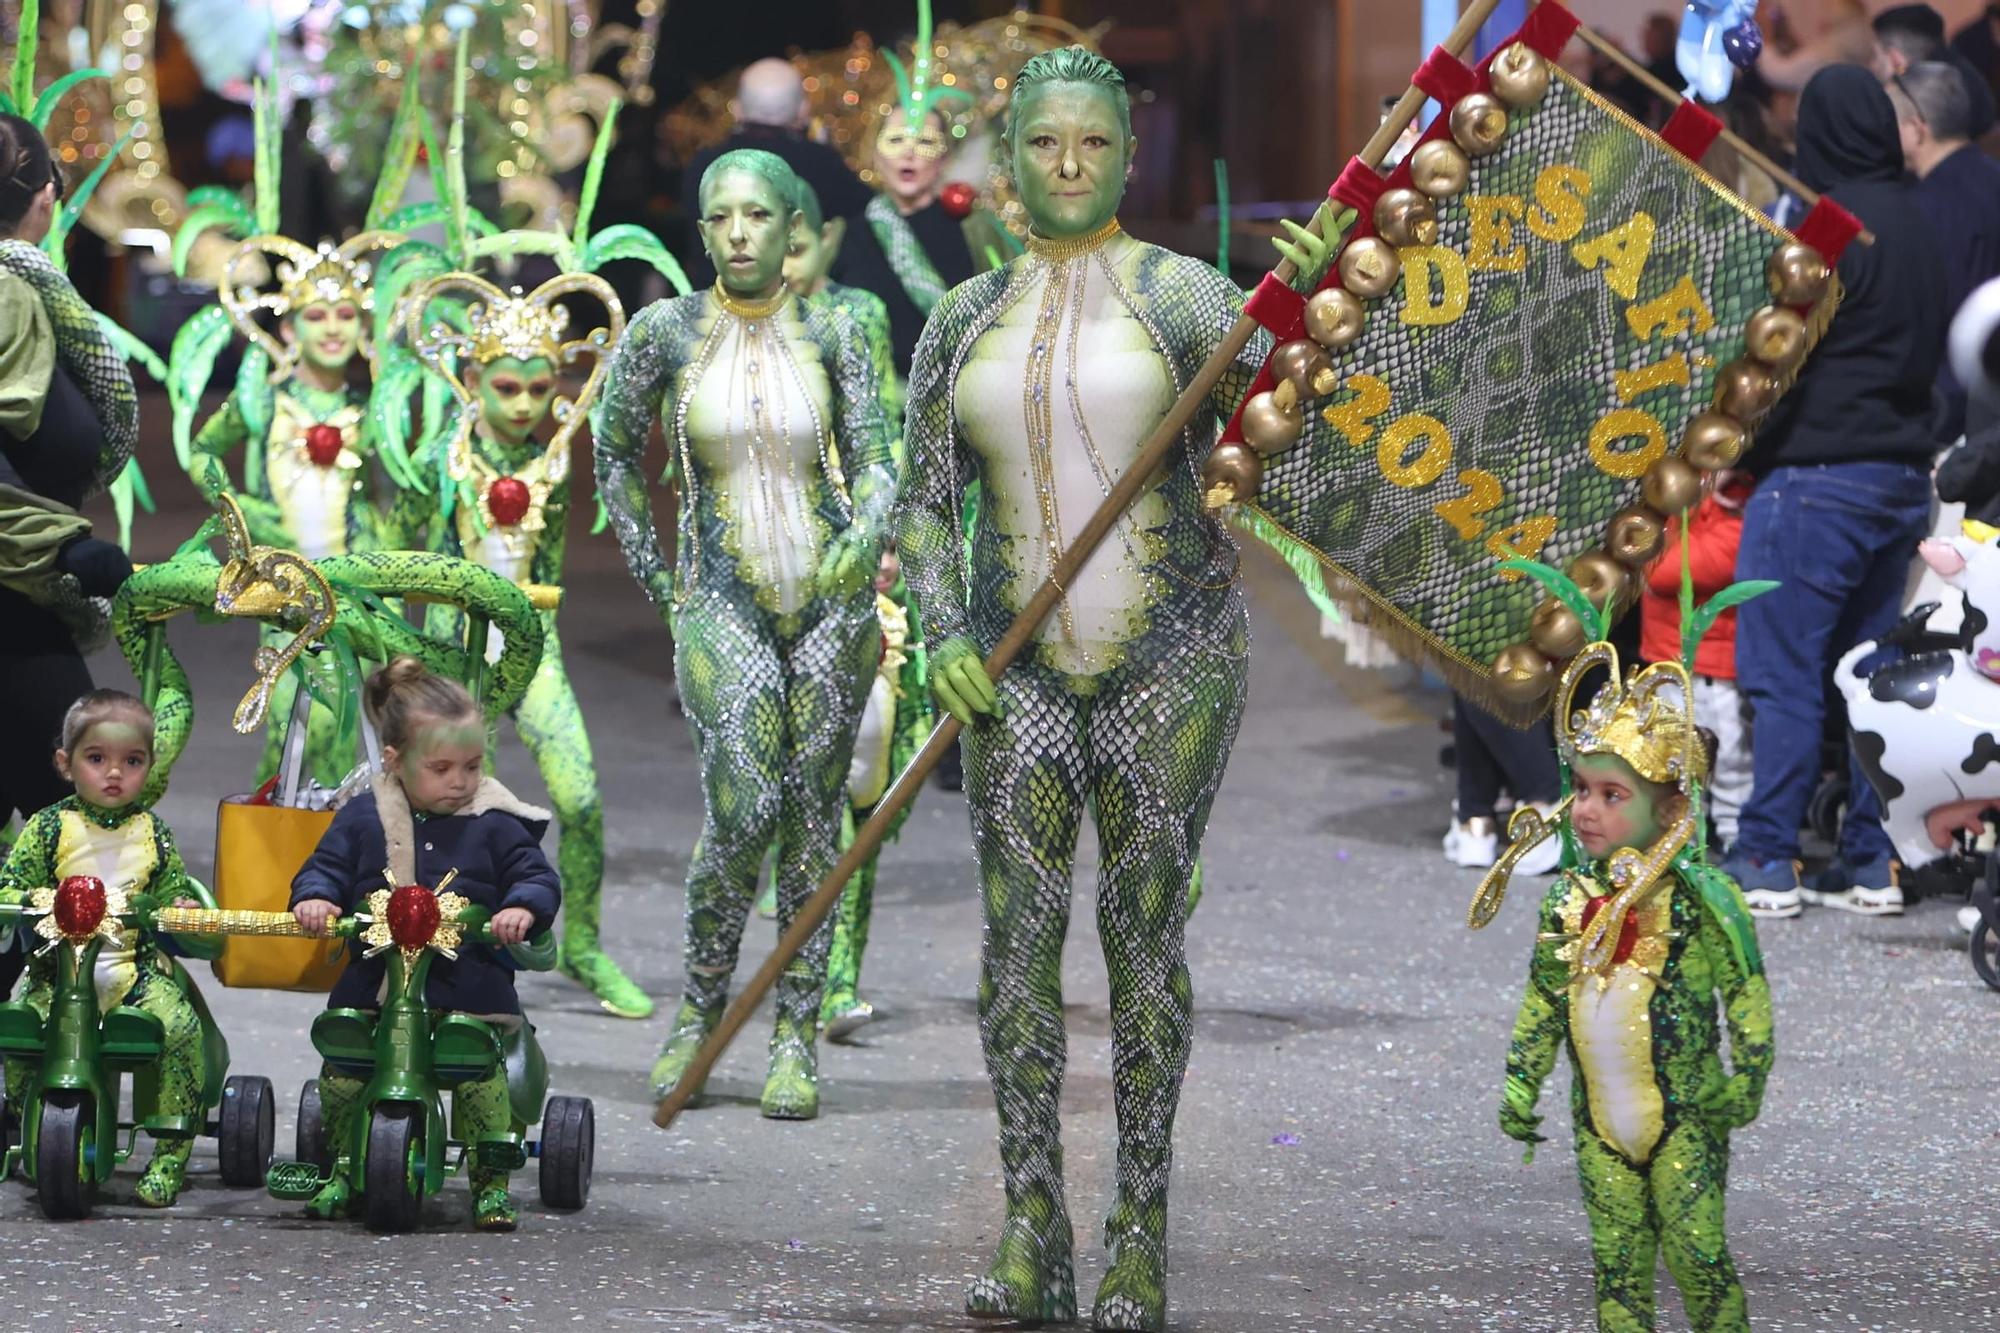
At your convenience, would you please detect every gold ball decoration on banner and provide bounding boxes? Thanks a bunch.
[1605,506,1667,566]
[1492,642,1556,705]
[1338,238,1402,299]
[1714,359,1780,421]
[1450,93,1510,157]
[1304,288,1367,349]
[1374,188,1439,247]
[1241,390,1305,456]
[1766,242,1831,307]
[1681,412,1747,470]
[1270,339,1333,398]
[1202,442,1263,509]
[1641,456,1705,514]
[1489,42,1551,107]
[1744,305,1808,373]
[1410,140,1471,198]
[1528,598,1588,659]
[1569,550,1628,609]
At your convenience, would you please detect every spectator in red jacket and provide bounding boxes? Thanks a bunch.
[1640,475,1754,849]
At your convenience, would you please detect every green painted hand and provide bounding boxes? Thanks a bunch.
[816,529,878,601]
[930,635,998,725]
[1499,1074,1546,1161]
[1273,203,1357,294]
[1696,1070,1763,1131]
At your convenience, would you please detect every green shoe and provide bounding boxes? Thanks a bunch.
[304,1176,352,1220]
[558,943,655,1019]
[1090,1228,1166,1332]
[760,1035,819,1120]
[966,1212,1078,1324]
[820,991,875,1043]
[134,1142,189,1208]
[473,1184,519,1232]
[648,998,723,1102]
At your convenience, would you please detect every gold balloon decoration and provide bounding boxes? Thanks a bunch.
[1489,42,1552,107]
[1744,306,1808,373]
[1605,507,1667,566]
[1270,340,1334,398]
[1304,288,1366,350]
[1410,140,1472,198]
[1450,93,1511,156]
[1766,242,1831,307]
[1241,390,1306,456]
[1714,359,1779,421]
[1202,443,1263,509]
[1338,238,1402,299]
[1492,642,1557,706]
[1374,188,1439,248]
[1569,550,1628,609]
[1681,412,1747,470]
[1529,598,1588,659]
[1641,456,1705,515]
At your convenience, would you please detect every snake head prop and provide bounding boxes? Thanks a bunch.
[211,494,338,734]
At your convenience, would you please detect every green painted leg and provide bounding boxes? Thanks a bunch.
[760,964,822,1120]
[454,1064,518,1232]
[1576,1124,1661,1331]
[823,806,878,1041]
[1652,1121,1748,1333]
[133,974,204,1208]
[307,1068,364,1220]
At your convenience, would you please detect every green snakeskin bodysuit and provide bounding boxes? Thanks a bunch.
[593,286,893,1101]
[1507,867,1774,1331]
[895,231,1280,1322]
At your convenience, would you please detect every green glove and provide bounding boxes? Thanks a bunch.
[1273,202,1359,294]
[930,635,998,725]
[1695,1071,1763,1132]
[816,527,879,600]
[1499,1074,1547,1162]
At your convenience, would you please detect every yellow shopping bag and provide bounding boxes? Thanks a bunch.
[210,796,348,992]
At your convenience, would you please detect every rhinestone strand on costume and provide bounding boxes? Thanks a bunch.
[1022,256,1079,647]
[726,298,808,583]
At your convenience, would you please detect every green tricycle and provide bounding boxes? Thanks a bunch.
[154,891,595,1232]
[0,880,275,1220]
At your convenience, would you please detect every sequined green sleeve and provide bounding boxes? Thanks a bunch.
[191,395,287,551]
[807,298,895,545]
[1505,884,1570,1108]
[0,804,62,897]
[1701,884,1774,1101]
[590,299,677,610]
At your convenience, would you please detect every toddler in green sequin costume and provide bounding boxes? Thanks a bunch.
[0,692,211,1207]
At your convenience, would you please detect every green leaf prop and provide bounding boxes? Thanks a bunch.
[171,201,254,278]
[367,58,428,231]
[95,310,167,385]
[581,224,690,293]
[10,0,40,120]
[44,126,134,267]
[168,305,233,468]
[1496,557,1611,641]
[29,68,106,132]
[235,347,273,494]
[1683,580,1778,668]
[572,99,621,254]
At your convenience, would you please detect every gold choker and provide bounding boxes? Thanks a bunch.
[1025,218,1123,262]
[711,282,790,321]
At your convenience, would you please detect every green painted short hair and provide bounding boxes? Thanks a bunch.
[793,178,825,232]
[697,148,802,215]
[1005,45,1131,144]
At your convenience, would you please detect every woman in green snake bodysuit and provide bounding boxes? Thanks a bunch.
[184,234,400,787]
[392,270,651,1019]
[593,148,895,1120]
[894,47,1340,1332]
[1485,640,1773,1332]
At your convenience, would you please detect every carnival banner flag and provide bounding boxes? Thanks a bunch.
[1217,3,1857,720]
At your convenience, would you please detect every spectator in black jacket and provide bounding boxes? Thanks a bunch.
[1725,65,1948,920]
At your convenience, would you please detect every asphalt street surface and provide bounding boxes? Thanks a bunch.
[9,451,1996,1332]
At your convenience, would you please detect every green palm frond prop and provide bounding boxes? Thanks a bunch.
[172,201,254,278]
[43,126,134,268]
[580,223,690,292]
[1683,580,1777,671]
[573,100,621,254]
[367,58,428,231]
[9,0,40,117]
[28,68,105,131]
[168,305,235,468]
[887,0,973,123]
[234,348,273,494]
[365,348,425,491]
[251,44,281,235]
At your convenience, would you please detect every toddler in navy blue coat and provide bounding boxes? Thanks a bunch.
[291,656,560,1230]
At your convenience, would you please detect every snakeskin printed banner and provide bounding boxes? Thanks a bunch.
[1251,66,1830,702]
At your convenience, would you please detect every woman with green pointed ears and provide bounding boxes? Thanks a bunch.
[594,146,894,1120]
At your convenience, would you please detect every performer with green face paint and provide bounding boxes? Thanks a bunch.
[895,46,1343,1332]
[1473,610,1775,1332]
[593,148,895,1119]
[396,270,651,1020]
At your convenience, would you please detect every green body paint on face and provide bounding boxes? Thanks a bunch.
[391,722,487,817]
[472,355,557,449]
[699,168,797,299]
[1009,84,1133,240]
[289,299,363,374]
[1570,754,1675,862]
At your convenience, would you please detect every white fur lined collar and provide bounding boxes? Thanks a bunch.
[370,774,550,886]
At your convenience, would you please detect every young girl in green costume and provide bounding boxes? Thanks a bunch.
[1475,598,1774,1332]
[594,148,894,1120]
[0,691,211,1207]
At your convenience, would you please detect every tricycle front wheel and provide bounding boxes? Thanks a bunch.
[295,1079,330,1170]
[35,1092,94,1220]
[218,1075,275,1187]
[538,1095,593,1211]
[364,1105,424,1233]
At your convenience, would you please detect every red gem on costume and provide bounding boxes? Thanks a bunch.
[486,477,532,528]
[54,876,108,939]
[387,884,442,951]
[940,182,976,219]
[304,424,345,467]
[1579,895,1640,966]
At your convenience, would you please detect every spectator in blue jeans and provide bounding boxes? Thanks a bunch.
[1727,64,1948,919]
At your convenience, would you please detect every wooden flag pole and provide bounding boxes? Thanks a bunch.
[653,0,1512,1130]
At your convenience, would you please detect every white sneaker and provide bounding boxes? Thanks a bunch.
[1443,817,1499,868]
[1511,802,1562,875]
[1801,883,1904,916]
[1743,886,1804,919]
[1956,904,1982,936]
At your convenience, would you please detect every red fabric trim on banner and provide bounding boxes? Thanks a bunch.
[1330,157,1388,214]
[1795,196,1863,268]
[1244,273,1306,340]
[1516,1,1582,59]
[1413,47,1477,106]
[1660,100,1723,162]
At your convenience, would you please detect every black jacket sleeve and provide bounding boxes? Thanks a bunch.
[490,813,561,931]
[290,799,370,912]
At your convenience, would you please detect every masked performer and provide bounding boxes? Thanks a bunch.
[1476,611,1773,1332]
[593,149,894,1119]
[894,46,1339,1332]
[397,270,651,1020]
